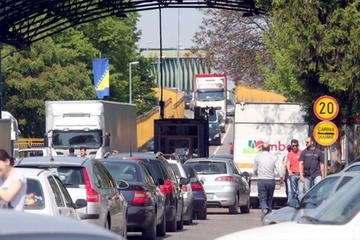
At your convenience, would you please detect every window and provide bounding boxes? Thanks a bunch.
[98,163,116,188]
[54,176,75,208]
[93,163,109,188]
[229,161,239,175]
[48,176,65,207]
[301,176,339,209]
[141,164,155,184]
[25,179,45,209]
[170,163,181,179]
[336,176,353,191]
[345,165,360,172]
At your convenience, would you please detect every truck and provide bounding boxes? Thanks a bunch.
[233,102,310,208]
[45,100,137,159]
[1,111,20,158]
[193,73,227,117]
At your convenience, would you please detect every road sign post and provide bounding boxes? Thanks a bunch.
[313,95,339,177]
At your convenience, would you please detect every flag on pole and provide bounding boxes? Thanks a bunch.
[92,58,110,99]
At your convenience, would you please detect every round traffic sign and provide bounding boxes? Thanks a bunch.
[313,121,339,146]
[313,95,339,121]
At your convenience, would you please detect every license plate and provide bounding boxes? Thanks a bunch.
[275,184,280,190]
[206,193,214,200]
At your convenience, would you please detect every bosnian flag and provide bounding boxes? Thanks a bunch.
[92,58,110,99]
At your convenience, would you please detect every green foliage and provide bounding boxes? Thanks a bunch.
[261,0,360,127]
[1,13,157,137]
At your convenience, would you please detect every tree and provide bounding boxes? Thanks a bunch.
[261,0,360,167]
[2,37,96,137]
[192,9,270,87]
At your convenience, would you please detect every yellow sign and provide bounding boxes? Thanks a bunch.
[313,95,339,121]
[313,121,339,146]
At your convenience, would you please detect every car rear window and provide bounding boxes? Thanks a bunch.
[102,162,138,182]
[169,163,181,179]
[142,160,165,184]
[25,179,45,209]
[187,162,227,174]
[46,167,85,188]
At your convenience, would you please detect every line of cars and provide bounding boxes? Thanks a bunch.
[12,150,252,240]
[215,161,360,239]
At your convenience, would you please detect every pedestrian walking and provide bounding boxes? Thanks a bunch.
[253,143,283,221]
[298,137,324,200]
[0,149,27,211]
[287,139,302,200]
[80,147,87,158]
[68,147,77,157]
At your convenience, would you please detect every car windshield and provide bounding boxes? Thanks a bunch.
[301,175,360,225]
[102,162,138,182]
[188,162,226,175]
[25,179,45,210]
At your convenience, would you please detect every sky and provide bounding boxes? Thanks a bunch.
[137,8,205,49]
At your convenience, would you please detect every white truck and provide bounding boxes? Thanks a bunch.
[193,73,227,117]
[1,111,20,158]
[45,100,137,159]
[233,102,309,207]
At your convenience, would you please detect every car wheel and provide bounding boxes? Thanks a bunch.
[229,194,240,214]
[177,205,184,230]
[240,196,251,214]
[166,209,177,232]
[197,207,207,220]
[143,211,156,240]
[156,211,166,237]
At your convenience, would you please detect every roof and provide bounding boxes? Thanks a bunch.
[16,156,90,166]
[185,158,229,163]
[235,85,287,103]
[0,209,123,239]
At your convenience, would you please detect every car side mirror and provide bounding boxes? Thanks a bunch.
[117,180,129,190]
[74,199,87,209]
[179,177,189,185]
[243,171,250,177]
[288,198,300,209]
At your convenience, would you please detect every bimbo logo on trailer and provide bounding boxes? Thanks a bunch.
[243,140,287,154]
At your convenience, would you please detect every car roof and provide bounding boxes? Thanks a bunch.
[16,156,91,167]
[185,158,229,163]
[341,161,360,172]
[211,155,233,160]
[106,152,158,160]
[15,168,50,177]
[0,209,123,239]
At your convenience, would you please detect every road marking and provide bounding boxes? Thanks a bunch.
[213,122,232,155]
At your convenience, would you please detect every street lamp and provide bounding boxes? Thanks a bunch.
[129,61,139,104]
[157,56,166,101]
[146,41,152,51]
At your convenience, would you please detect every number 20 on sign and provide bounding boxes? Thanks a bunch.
[313,95,339,121]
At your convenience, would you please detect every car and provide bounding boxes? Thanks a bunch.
[147,140,154,152]
[107,152,187,232]
[182,164,207,220]
[211,154,233,160]
[226,99,235,116]
[185,158,250,214]
[164,155,195,225]
[100,158,166,240]
[215,173,360,240]
[185,94,192,109]
[341,161,360,172]
[208,111,226,133]
[21,168,84,220]
[208,122,222,146]
[189,99,195,111]
[0,209,125,240]
[15,156,128,238]
[262,171,360,225]
[19,147,51,157]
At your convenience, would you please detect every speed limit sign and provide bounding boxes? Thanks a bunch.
[313,96,339,121]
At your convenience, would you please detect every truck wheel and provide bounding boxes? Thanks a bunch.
[229,195,240,214]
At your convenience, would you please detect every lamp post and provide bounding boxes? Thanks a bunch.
[146,41,152,52]
[157,56,166,101]
[129,61,139,104]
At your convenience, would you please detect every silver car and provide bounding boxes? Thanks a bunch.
[262,171,360,225]
[0,209,124,240]
[185,158,250,214]
[226,99,235,116]
[15,156,128,238]
[21,168,82,220]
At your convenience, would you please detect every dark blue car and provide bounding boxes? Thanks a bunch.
[100,159,166,240]
[182,164,207,220]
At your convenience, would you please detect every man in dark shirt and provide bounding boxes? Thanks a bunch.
[68,147,77,157]
[298,137,324,200]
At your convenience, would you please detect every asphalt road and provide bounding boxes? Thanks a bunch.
[127,111,263,240]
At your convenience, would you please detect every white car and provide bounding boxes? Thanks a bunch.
[21,168,84,219]
[215,174,360,240]
[163,153,194,225]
